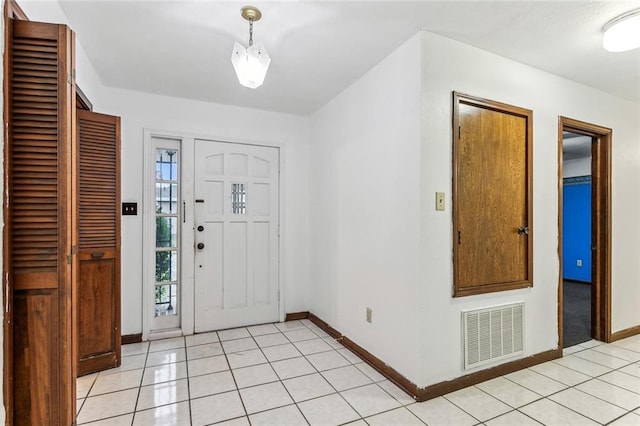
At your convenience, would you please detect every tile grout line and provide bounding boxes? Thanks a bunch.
[248,322,311,425]
[75,372,98,424]
[149,323,424,423]
[289,320,398,424]
[180,334,193,426]
[79,329,640,425]
[77,342,151,424]
[220,328,252,425]
[288,320,364,424]
[537,353,640,412]
[508,360,639,426]
[130,339,153,425]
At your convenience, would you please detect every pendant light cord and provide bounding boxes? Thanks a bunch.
[249,19,254,46]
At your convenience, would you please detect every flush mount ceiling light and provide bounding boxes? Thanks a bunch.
[231,6,271,89]
[602,9,640,52]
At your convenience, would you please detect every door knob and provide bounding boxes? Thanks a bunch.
[197,242,205,250]
[517,226,529,235]
[197,225,204,232]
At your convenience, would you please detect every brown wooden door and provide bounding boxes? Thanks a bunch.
[6,19,77,424]
[453,93,533,297]
[77,109,121,376]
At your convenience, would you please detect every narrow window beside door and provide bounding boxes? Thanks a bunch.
[155,149,180,317]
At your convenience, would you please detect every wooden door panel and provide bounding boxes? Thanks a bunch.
[13,292,59,424]
[7,19,76,424]
[78,257,118,375]
[457,104,527,286]
[453,93,532,297]
[77,110,121,376]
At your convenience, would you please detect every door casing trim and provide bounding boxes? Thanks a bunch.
[557,116,612,348]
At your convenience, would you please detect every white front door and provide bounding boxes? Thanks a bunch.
[194,140,280,332]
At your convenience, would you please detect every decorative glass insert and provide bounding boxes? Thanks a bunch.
[155,149,180,317]
[232,183,247,214]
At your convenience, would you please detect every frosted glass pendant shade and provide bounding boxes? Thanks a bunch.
[231,41,271,89]
[603,10,640,52]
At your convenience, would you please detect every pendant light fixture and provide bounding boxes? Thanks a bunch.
[231,6,271,89]
[602,9,640,52]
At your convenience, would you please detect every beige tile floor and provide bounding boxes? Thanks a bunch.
[76,319,640,425]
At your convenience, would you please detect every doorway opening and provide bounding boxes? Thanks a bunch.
[561,132,592,347]
[558,117,612,349]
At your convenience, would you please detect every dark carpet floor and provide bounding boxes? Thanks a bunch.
[563,280,592,348]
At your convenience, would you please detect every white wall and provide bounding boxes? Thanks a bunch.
[0,0,5,420]
[563,157,591,178]
[19,0,104,104]
[308,29,639,389]
[418,31,640,386]
[96,89,310,335]
[309,34,423,382]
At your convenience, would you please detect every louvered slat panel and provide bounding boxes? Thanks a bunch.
[10,36,58,274]
[78,115,118,250]
[9,20,77,425]
[77,109,121,377]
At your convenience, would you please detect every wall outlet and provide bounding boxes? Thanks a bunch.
[577,259,583,267]
[366,307,372,323]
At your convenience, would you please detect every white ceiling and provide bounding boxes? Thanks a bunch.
[29,1,640,115]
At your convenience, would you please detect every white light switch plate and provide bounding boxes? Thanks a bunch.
[436,192,445,211]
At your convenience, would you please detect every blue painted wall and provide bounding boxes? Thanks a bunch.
[562,178,592,282]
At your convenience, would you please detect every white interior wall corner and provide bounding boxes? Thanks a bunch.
[0,0,5,420]
[308,33,424,383]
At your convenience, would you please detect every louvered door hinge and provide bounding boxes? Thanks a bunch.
[67,245,77,264]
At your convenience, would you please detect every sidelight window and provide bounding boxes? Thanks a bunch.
[155,148,180,317]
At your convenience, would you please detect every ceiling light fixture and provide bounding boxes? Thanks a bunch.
[602,9,640,52]
[231,6,271,89]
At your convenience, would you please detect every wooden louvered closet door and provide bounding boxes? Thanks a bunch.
[77,110,121,376]
[7,19,77,424]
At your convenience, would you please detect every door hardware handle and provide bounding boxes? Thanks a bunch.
[197,225,204,232]
[517,226,529,235]
[197,242,205,250]
[91,252,105,259]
